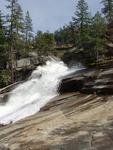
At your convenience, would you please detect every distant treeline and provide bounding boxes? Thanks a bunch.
[0,0,113,87]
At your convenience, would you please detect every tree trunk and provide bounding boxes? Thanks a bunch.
[11,46,14,83]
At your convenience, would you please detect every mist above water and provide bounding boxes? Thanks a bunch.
[0,58,81,124]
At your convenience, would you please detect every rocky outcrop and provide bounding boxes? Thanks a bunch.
[59,68,113,95]
[0,93,113,149]
[59,76,85,93]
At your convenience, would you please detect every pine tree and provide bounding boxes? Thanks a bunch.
[6,0,24,41]
[0,10,5,46]
[6,0,24,82]
[72,0,90,48]
[14,4,25,58]
[24,11,33,47]
[0,10,8,69]
[72,0,89,29]
[101,0,113,23]
[0,10,11,87]
[92,11,107,60]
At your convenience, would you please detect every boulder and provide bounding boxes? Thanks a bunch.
[0,93,9,104]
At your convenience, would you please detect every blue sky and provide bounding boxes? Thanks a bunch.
[0,0,102,33]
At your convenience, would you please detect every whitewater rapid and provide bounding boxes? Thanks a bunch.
[0,58,81,124]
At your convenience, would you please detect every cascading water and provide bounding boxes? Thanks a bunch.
[0,58,81,124]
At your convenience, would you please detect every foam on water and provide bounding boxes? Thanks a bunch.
[0,58,81,124]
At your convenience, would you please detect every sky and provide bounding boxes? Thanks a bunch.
[0,0,102,33]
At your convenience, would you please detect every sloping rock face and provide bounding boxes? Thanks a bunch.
[0,93,113,150]
[59,68,113,95]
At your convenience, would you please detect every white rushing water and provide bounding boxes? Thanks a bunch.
[0,58,81,124]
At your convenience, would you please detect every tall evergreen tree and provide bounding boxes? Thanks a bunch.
[14,4,25,58]
[6,0,24,82]
[72,0,89,30]
[101,0,113,23]
[0,10,11,87]
[72,0,90,49]
[91,11,107,60]
[101,0,113,51]
[24,11,33,47]
[0,10,8,69]
[0,10,5,46]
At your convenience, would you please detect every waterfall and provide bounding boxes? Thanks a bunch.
[0,58,81,124]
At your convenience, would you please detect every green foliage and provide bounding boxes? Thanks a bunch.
[0,1,34,86]
[24,11,33,44]
[52,0,111,65]
[72,0,89,29]
[72,0,91,48]
[22,11,33,55]
[6,0,24,41]
[101,0,113,23]
[0,10,8,69]
[34,31,55,55]
[54,23,76,45]
[101,0,113,44]
[6,0,26,82]
[91,12,107,60]
[0,70,12,88]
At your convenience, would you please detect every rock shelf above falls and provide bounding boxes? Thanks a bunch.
[1,68,113,149]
